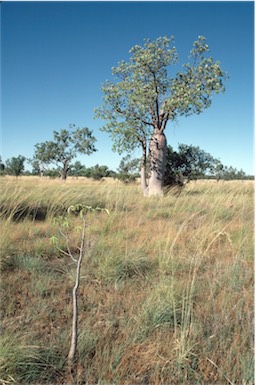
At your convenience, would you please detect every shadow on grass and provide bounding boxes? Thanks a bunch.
[2,205,67,222]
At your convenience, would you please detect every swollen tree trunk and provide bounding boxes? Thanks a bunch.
[148,130,167,197]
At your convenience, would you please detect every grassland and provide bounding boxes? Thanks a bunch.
[0,176,254,385]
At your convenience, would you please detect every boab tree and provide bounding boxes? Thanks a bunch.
[96,36,227,196]
[33,124,97,180]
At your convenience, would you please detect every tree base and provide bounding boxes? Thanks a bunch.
[147,171,164,197]
[147,188,164,197]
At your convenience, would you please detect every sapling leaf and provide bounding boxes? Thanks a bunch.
[50,236,59,245]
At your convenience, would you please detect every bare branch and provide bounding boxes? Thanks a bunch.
[58,227,78,263]
[56,246,78,263]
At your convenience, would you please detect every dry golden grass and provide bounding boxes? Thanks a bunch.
[0,176,254,384]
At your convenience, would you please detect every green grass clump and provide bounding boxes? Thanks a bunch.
[0,334,65,384]
[2,254,47,273]
[139,282,182,335]
[97,251,155,284]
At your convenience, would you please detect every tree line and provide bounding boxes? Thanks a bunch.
[1,36,253,191]
[0,139,253,184]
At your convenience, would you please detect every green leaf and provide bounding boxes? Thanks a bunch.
[50,236,59,245]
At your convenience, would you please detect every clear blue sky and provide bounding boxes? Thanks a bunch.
[1,1,254,174]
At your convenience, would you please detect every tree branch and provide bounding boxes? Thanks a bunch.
[152,72,160,128]
[159,101,177,133]
[134,115,155,127]
[58,228,78,263]
[160,112,169,134]
[116,107,154,127]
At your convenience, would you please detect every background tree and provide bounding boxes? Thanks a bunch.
[164,147,252,185]
[0,156,5,175]
[86,164,113,180]
[116,155,140,183]
[28,157,47,177]
[69,161,86,177]
[5,155,26,177]
[33,124,97,180]
[45,169,60,178]
[213,160,225,182]
[221,166,247,181]
[164,144,217,187]
[96,35,227,196]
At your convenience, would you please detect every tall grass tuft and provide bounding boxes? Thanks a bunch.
[0,333,65,384]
